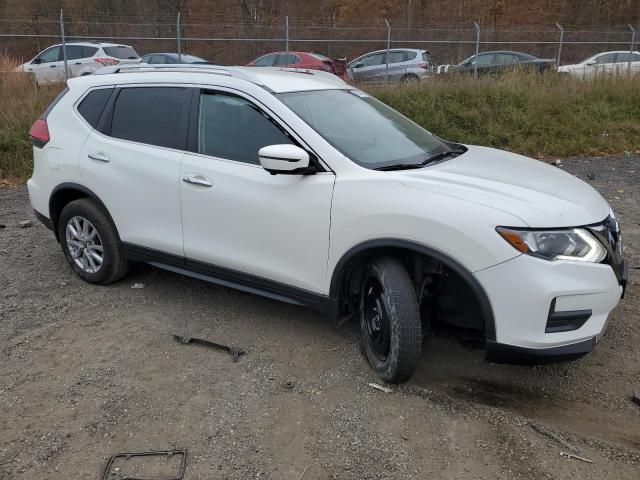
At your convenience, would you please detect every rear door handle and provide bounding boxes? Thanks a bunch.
[182,175,212,188]
[88,152,110,163]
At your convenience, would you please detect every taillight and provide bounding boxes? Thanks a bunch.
[419,62,429,70]
[95,58,120,66]
[29,119,50,148]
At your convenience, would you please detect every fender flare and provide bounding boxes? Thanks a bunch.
[49,182,120,242]
[329,238,496,341]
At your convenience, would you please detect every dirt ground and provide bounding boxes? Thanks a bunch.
[1,156,639,480]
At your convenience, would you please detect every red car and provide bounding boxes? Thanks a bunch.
[248,51,348,80]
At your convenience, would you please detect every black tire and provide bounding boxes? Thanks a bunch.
[359,257,422,383]
[57,198,128,284]
[400,74,419,83]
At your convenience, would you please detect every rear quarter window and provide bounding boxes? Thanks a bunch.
[103,46,139,59]
[77,88,114,128]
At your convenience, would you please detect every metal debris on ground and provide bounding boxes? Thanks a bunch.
[131,283,146,289]
[284,380,295,389]
[560,451,594,463]
[102,449,187,480]
[368,382,393,394]
[173,334,245,362]
[19,220,32,228]
[530,423,580,454]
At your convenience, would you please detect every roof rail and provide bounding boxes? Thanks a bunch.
[275,67,348,84]
[92,64,347,88]
[94,63,267,86]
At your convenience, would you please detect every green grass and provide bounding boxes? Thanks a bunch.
[366,72,640,159]
[1,66,639,184]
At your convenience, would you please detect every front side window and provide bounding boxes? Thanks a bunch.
[198,93,293,165]
[596,53,616,64]
[470,54,495,66]
[254,54,276,67]
[493,53,519,65]
[35,46,61,64]
[110,87,190,149]
[362,53,386,67]
[278,89,449,170]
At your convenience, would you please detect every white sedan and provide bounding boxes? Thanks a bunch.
[558,50,640,79]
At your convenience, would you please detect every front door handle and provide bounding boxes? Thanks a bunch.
[88,152,110,163]
[182,175,212,188]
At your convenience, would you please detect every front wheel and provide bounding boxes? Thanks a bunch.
[360,257,422,383]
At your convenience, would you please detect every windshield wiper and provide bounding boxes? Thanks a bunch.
[375,163,426,171]
[374,148,466,171]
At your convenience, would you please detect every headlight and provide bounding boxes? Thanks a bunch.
[496,227,607,263]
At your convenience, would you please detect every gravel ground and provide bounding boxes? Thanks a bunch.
[1,156,639,480]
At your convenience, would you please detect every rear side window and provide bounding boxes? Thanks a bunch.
[103,46,139,59]
[197,92,292,164]
[110,87,191,149]
[84,46,98,58]
[77,88,113,128]
[422,52,431,62]
[64,45,86,61]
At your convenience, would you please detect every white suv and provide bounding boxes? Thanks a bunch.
[27,65,627,383]
[18,42,140,84]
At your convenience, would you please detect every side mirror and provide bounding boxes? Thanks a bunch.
[353,62,364,69]
[259,144,313,175]
[31,58,42,65]
[585,60,596,66]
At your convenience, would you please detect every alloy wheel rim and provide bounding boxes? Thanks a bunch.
[363,276,391,362]
[65,216,103,274]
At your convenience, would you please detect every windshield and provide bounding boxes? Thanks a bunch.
[277,89,450,169]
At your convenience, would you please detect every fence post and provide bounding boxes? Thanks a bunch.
[60,9,69,80]
[285,16,289,52]
[473,21,480,79]
[555,22,564,67]
[177,12,182,62]
[629,24,637,76]
[384,18,391,82]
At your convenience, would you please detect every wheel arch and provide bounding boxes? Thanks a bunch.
[329,238,496,341]
[49,183,119,242]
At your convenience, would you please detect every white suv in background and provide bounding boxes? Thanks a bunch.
[27,65,627,383]
[18,42,140,84]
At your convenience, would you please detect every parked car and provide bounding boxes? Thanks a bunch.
[444,51,554,75]
[141,53,211,65]
[18,42,140,84]
[27,65,626,383]
[558,51,640,78]
[248,51,347,79]
[347,48,432,82]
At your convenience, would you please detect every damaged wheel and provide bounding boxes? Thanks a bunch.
[360,257,422,383]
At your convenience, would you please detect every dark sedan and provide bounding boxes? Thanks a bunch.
[140,53,211,65]
[453,51,554,75]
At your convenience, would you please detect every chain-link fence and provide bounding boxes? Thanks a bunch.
[0,10,637,83]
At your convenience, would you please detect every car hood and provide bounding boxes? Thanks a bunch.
[396,145,610,228]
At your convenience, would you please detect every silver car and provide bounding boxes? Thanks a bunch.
[347,48,432,82]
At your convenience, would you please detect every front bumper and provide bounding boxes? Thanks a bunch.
[475,253,624,360]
